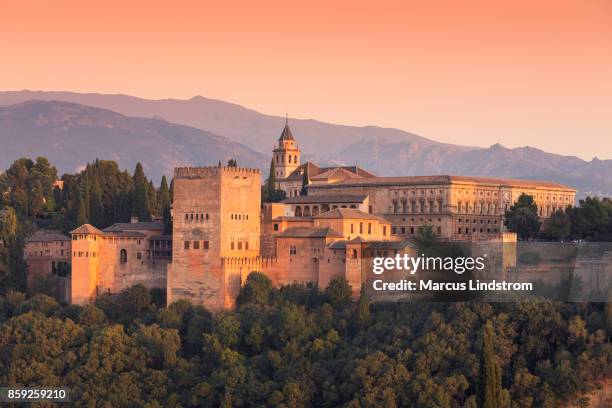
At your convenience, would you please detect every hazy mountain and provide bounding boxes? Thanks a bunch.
[0,100,267,181]
[0,90,458,157]
[1,90,611,197]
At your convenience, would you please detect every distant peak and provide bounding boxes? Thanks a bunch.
[490,143,505,149]
[189,95,205,101]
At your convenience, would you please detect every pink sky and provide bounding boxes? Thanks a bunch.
[1,0,611,159]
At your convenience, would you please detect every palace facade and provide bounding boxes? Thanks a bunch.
[25,121,577,309]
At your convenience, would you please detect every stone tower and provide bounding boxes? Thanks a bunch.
[167,165,261,310]
[272,117,301,181]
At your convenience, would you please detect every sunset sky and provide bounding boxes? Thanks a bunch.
[1,0,611,160]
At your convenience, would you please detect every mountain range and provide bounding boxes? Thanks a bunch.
[0,90,610,197]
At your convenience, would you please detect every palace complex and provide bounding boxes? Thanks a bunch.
[25,121,577,309]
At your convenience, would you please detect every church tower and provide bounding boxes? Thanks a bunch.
[272,117,301,181]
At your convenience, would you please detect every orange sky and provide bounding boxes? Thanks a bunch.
[1,0,611,159]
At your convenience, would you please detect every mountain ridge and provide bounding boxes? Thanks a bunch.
[0,91,610,197]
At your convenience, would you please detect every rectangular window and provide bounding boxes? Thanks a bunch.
[368,223,372,234]
[274,223,279,231]
[351,223,354,234]
[383,226,387,236]
[184,241,190,250]
[137,252,142,260]
[359,222,363,234]
[193,241,200,250]
[238,241,242,250]
[203,241,209,249]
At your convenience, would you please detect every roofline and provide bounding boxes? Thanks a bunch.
[307,175,575,191]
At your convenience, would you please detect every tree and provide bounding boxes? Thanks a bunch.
[89,179,105,227]
[227,158,238,167]
[541,209,571,240]
[236,272,272,306]
[300,165,309,196]
[158,176,172,234]
[353,283,370,328]
[479,320,510,408]
[76,196,88,226]
[325,276,352,307]
[132,163,151,222]
[266,159,276,199]
[505,194,541,240]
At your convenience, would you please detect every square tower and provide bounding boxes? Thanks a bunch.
[167,165,261,309]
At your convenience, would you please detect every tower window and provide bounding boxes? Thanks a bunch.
[120,249,128,263]
[184,241,190,250]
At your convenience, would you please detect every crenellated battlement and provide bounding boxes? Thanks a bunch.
[221,255,279,268]
[174,166,260,178]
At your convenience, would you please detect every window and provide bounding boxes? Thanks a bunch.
[184,241,190,250]
[350,223,354,234]
[383,226,387,236]
[368,223,372,234]
[359,222,363,234]
[137,252,142,260]
[245,241,249,250]
[193,241,200,250]
[120,249,128,263]
[203,241,209,249]
[274,223,279,231]
[238,241,242,250]
[290,245,297,255]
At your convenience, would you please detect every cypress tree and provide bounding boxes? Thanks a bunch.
[354,283,370,328]
[300,164,309,196]
[158,176,171,213]
[159,175,172,234]
[89,178,104,228]
[147,180,158,217]
[131,163,151,222]
[76,196,88,226]
[480,320,508,408]
[266,159,276,201]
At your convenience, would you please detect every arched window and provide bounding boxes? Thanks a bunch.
[303,206,311,216]
[312,206,320,216]
[322,204,330,212]
[295,206,302,217]
[120,249,127,263]
[352,249,358,259]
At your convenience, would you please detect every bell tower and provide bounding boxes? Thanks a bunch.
[272,117,301,181]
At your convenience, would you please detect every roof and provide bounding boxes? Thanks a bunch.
[310,174,574,190]
[327,239,415,250]
[104,231,146,238]
[284,162,376,182]
[26,230,70,243]
[103,222,164,232]
[315,208,390,223]
[277,226,343,239]
[278,122,295,141]
[282,194,367,204]
[150,234,172,241]
[70,224,104,235]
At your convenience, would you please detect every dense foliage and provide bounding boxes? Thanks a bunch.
[0,157,171,293]
[0,276,610,407]
[505,193,612,242]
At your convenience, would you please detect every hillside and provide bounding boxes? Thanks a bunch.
[0,100,268,181]
[1,91,611,197]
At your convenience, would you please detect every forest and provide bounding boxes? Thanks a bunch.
[0,157,611,407]
[0,275,610,407]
